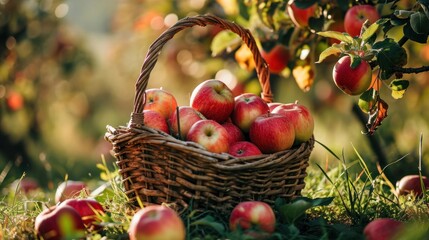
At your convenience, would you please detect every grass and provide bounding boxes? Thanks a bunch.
[2,144,429,239]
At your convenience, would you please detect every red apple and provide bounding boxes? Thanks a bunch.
[344,5,380,37]
[55,180,90,203]
[260,44,290,74]
[128,205,185,240]
[228,141,262,157]
[363,218,404,240]
[231,93,269,133]
[143,110,169,134]
[190,79,234,123]
[222,122,246,146]
[332,55,372,96]
[7,90,24,111]
[287,1,317,28]
[10,177,39,194]
[144,88,178,120]
[168,106,206,140]
[35,205,86,240]
[396,175,429,197]
[229,201,276,235]
[59,198,105,230]
[271,102,314,144]
[249,113,295,153]
[186,119,229,153]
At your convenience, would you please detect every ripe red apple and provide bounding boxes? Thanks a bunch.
[363,218,404,240]
[35,205,86,240]
[10,177,39,194]
[59,198,105,230]
[231,93,269,133]
[332,55,372,96]
[260,44,290,74]
[168,106,206,140]
[344,5,380,37]
[229,201,276,235]
[271,102,314,144]
[128,205,186,240]
[143,110,169,134]
[287,1,317,28]
[186,119,229,154]
[190,79,235,123]
[222,122,246,146]
[229,141,262,157]
[249,113,295,153]
[267,102,282,112]
[144,88,178,120]
[55,180,90,203]
[396,175,429,197]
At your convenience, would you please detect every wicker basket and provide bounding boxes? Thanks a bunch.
[105,14,314,214]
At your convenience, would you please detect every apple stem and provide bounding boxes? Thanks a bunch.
[176,106,181,140]
[294,100,299,104]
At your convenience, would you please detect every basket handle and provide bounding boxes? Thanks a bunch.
[129,14,273,127]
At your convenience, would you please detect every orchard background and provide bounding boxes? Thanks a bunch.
[2,0,429,239]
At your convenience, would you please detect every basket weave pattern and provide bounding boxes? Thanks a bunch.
[105,14,314,213]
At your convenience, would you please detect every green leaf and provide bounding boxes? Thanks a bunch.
[190,215,225,234]
[316,46,342,63]
[361,22,380,43]
[317,31,353,44]
[389,79,409,99]
[293,0,318,9]
[410,12,429,34]
[358,88,378,113]
[277,197,333,224]
[373,38,408,73]
[394,10,414,19]
[403,22,429,43]
[210,30,241,56]
[349,55,362,69]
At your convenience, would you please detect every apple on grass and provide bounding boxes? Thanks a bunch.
[10,177,39,194]
[229,201,276,238]
[363,218,404,240]
[190,79,234,123]
[55,180,90,204]
[249,113,295,154]
[222,122,246,146]
[396,175,429,197]
[143,110,169,134]
[168,106,205,140]
[229,141,262,158]
[186,119,229,154]
[287,0,317,28]
[271,102,314,144]
[35,205,86,240]
[332,55,372,96]
[231,93,269,134]
[144,88,178,120]
[59,198,105,230]
[344,5,380,37]
[128,205,185,240]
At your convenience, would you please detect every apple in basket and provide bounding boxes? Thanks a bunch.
[186,119,229,154]
[231,93,269,133]
[143,110,170,134]
[229,201,276,238]
[249,113,295,154]
[271,102,314,144]
[128,205,186,240]
[55,180,90,203]
[169,106,206,140]
[222,122,246,146]
[144,88,178,120]
[35,205,86,240]
[228,141,262,157]
[190,79,234,123]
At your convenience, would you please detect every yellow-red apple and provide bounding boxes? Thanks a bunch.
[168,106,205,140]
[222,122,246,146]
[55,180,90,203]
[143,110,169,134]
[190,79,234,123]
[59,198,105,230]
[128,205,185,240]
[144,88,178,120]
[229,201,276,236]
[231,93,269,133]
[186,119,229,154]
[363,218,404,240]
[396,175,429,197]
[332,56,372,96]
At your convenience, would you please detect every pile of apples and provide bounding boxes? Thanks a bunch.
[142,79,314,157]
